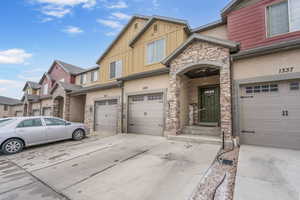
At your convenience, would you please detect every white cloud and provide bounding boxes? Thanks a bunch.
[105,31,118,36]
[111,12,131,20]
[97,19,123,29]
[0,79,25,98]
[152,0,159,8]
[63,26,84,34]
[40,17,53,22]
[32,0,97,19]
[0,49,32,64]
[106,1,128,9]
[35,0,96,8]
[41,5,71,18]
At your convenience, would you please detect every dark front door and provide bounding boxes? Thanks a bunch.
[199,87,220,123]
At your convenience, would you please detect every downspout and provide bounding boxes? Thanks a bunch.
[120,81,124,133]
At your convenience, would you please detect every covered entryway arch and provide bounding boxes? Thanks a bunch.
[53,96,64,118]
[162,34,239,145]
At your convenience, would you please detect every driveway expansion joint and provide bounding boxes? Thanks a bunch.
[5,159,72,200]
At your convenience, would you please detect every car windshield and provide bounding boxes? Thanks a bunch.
[0,119,15,127]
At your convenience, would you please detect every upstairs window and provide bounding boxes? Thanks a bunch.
[110,60,122,79]
[91,70,98,82]
[43,84,48,95]
[147,39,165,64]
[267,0,300,37]
[80,74,87,84]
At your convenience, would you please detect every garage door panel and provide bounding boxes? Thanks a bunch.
[240,81,300,150]
[128,93,164,136]
[240,134,300,150]
[95,100,118,134]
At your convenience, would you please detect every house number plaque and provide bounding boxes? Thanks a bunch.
[279,67,294,74]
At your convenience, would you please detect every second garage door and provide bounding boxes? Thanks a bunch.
[42,107,52,116]
[95,99,118,134]
[128,93,164,136]
[239,81,300,150]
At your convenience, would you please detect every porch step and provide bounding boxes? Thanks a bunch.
[167,134,221,145]
[183,126,220,136]
[197,122,218,127]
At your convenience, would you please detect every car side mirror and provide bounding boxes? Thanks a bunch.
[65,122,72,126]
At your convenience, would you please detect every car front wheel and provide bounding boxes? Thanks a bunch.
[72,129,85,141]
[1,139,24,155]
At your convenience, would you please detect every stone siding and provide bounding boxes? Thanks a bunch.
[165,40,233,141]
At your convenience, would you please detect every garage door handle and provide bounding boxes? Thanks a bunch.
[241,130,255,134]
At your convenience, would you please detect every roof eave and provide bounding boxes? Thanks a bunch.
[162,34,239,66]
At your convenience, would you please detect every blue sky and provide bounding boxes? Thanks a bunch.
[0,0,230,98]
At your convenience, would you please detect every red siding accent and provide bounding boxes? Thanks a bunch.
[49,63,72,83]
[228,0,300,50]
[40,63,74,96]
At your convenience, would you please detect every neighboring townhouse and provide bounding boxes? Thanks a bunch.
[224,0,300,149]
[0,96,23,118]
[20,60,86,121]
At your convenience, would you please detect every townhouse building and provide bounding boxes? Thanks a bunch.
[3,0,300,150]
[0,96,22,118]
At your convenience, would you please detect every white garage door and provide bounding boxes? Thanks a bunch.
[42,107,52,116]
[33,109,40,116]
[95,99,118,134]
[128,93,164,136]
[240,81,300,149]
[15,111,23,117]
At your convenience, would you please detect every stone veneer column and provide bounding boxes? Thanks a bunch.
[165,74,181,135]
[220,60,232,141]
[63,94,70,121]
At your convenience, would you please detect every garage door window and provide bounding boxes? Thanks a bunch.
[245,84,278,94]
[108,99,118,105]
[148,93,163,100]
[290,82,299,90]
[131,95,144,102]
[270,84,278,92]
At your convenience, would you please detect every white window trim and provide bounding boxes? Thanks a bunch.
[43,84,48,95]
[146,38,166,65]
[266,0,300,38]
[109,60,122,80]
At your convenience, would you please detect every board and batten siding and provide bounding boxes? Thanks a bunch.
[227,0,300,50]
[98,19,187,84]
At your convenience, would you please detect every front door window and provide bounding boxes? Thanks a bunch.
[199,87,220,123]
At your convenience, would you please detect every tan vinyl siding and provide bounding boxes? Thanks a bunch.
[196,25,228,40]
[97,19,188,84]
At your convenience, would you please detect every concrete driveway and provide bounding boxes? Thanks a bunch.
[234,145,300,200]
[0,134,220,200]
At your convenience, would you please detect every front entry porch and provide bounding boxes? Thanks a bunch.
[162,34,239,148]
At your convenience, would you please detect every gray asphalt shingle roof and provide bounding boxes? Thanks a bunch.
[55,60,85,75]
[0,96,22,105]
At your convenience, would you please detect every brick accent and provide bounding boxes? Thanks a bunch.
[165,41,233,141]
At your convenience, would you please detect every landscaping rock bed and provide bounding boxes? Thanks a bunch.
[190,147,239,200]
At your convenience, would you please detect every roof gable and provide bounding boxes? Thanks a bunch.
[55,60,85,75]
[96,15,150,64]
[22,81,41,91]
[129,15,190,47]
[162,33,239,66]
[221,0,261,16]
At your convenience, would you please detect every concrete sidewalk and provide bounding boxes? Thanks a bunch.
[234,145,300,200]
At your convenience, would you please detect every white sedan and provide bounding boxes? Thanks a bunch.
[0,116,89,154]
